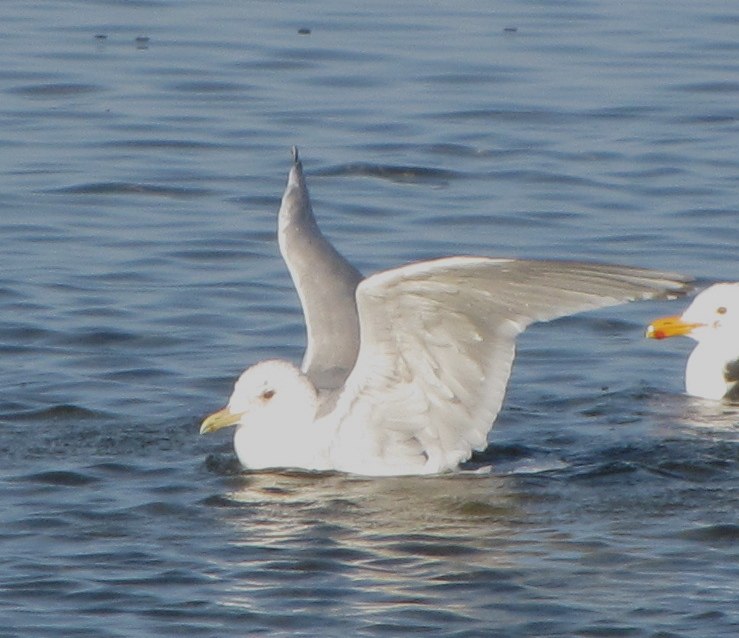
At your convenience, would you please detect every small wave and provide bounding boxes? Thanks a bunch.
[22,469,99,487]
[567,437,738,483]
[434,107,577,125]
[47,182,212,198]
[49,328,184,350]
[9,82,102,98]
[88,461,139,475]
[578,460,644,480]
[168,80,249,93]
[0,286,26,301]
[200,494,244,508]
[9,404,105,423]
[98,138,221,151]
[671,81,739,94]
[315,162,462,184]
[680,523,739,545]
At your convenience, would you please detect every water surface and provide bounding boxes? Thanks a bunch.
[1,1,737,636]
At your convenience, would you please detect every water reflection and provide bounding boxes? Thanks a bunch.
[648,391,739,437]
[225,470,521,544]
[213,472,528,626]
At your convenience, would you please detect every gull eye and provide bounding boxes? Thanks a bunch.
[717,306,727,315]
[260,389,275,401]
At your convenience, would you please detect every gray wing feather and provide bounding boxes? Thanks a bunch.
[277,148,363,390]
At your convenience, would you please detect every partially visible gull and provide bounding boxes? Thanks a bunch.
[201,148,692,476]
[647,283,739,401]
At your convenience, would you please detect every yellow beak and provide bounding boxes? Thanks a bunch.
[646,315,704,340]
[200,406,243,434]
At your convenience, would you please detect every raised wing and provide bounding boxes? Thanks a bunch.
[277,148,363,390]
[328,257,692,475]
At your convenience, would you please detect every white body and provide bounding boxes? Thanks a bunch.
[679,284,739,400]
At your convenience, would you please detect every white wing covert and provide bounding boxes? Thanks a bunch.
[328,257,691,475]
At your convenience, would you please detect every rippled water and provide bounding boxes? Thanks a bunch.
[1,1,738,636]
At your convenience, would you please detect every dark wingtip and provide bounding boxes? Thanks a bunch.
[291,146,300,164]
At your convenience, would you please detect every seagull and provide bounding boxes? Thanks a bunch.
[200,148,692,476]
[647,283,739,401]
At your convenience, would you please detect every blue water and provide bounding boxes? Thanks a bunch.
[1,1,738,636]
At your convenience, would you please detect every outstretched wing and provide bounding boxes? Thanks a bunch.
[328,257,692,475]
[277,148,363,390]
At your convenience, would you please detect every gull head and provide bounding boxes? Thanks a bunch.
[647,283,739,343]
[200,360,318,436]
